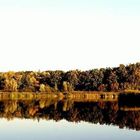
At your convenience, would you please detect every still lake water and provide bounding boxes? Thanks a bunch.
[0,95,140,140]
[1,119,140,140]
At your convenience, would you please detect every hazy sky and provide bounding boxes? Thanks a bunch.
[0,0,139,71]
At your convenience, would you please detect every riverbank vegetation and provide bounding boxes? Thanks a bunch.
[0,63,139,92]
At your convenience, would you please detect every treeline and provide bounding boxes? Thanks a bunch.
[0,63,139,92]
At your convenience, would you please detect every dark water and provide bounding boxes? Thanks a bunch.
[0,97,140,140]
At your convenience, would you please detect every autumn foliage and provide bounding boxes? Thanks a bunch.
[0,63,139,92]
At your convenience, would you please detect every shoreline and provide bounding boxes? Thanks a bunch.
[0,90,139,101]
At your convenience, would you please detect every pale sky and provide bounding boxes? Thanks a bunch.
[0,0,139,71]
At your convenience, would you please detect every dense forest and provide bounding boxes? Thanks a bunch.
[0,99,140,131]
[0,63,139,92]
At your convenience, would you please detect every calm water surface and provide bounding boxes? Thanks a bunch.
[0,95,140,140]
[0,119,140,140]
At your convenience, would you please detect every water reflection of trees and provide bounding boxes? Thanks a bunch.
[0,100,140,131]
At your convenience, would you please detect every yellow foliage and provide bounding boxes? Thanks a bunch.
[62,81,73,91]
[39,84,52,92]
[39,84,46,92]
[26,74,39,90]
[4,101,17,113]
[3,71,15,79]
[39,100,46,108]
[45,85,52,92]
[4,78,18,92]
[63,81,68,91]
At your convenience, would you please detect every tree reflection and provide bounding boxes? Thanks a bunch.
[0,98,140,131]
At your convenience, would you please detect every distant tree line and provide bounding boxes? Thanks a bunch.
[0,63,139,92]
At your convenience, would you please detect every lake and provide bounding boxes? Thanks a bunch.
[0,93,140,140]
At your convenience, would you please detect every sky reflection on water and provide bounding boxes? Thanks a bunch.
[0,119,140,140]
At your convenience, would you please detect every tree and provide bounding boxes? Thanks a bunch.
[62,81,73,92]
[4,78,18,92]
[39,84,46,92]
